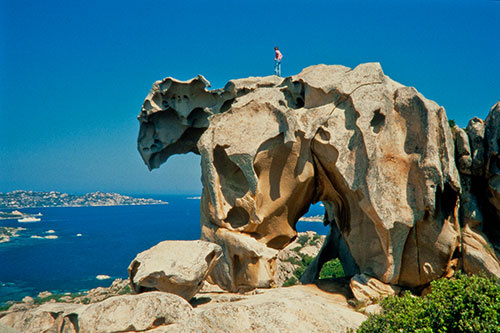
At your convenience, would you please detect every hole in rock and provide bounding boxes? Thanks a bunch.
[282,82,305,109]
[220,98,235,113]
[153,318,166,326]
[224,206,250,229]
[434,182,459,220]
[267,235,292,250]
[295,202,329,235]
[187,107,210,127]
[296,97,305,108]
[370,109,385,134]
[283,202,347,284]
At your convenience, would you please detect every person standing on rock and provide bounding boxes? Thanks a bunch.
[274,46,283,76]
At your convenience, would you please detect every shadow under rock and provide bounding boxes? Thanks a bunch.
[313,277,354,299]
[189,296,212,307]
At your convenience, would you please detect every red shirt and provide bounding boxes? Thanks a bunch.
[275,49,283,61]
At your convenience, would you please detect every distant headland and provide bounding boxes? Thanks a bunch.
[0,190,168,209]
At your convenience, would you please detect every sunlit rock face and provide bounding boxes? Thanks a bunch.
[453,101,500,279]
[137,63,498,293]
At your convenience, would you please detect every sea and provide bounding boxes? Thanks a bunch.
[0,194,327,304]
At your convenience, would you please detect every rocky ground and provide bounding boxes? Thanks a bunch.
[0,232,369,332]
[0,282,366,333]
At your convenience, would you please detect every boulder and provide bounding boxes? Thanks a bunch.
[462,225,500,278]
[349,273,401,304]
[21,296,34,305]
[0,302,83,333]
[128,240,222,300]
[78,292,192,333]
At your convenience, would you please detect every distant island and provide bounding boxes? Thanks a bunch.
[0,226,26,243]
[0,190,168,209]
[298,215,324,223]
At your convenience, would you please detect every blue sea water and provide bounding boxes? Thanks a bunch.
[0,195,327,303]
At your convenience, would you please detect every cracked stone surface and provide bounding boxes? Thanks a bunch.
[137,63,500,295]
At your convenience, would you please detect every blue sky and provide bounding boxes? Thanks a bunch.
[1,0,499,195]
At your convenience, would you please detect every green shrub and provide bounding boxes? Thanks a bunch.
[297,234,309,246]
[293,254,314,279]
[0,302,14,312]
[282,253,314,286]
[283,276,297,287]
[319,258,344,279]
[118,284,131,295]
[358,273,500,332]
[284,256,301,266]
[34,294,65,304]
[309,234,322,246]
[449,119,456,128]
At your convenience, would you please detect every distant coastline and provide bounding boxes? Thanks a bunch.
[0,190,168,209]
[298,215,324,223]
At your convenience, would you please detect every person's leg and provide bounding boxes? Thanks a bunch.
[274,61,279,75]
[278,61,281,76]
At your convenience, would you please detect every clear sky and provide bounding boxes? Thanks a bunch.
[1,0,499,195]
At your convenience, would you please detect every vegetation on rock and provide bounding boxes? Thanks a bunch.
[358,273,500,332]
[319,259,345,279]
[283,253,344,286]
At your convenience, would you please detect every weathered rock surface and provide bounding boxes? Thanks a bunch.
[137,65,500,307]
[160,283,366,333]
[128,240,222,300]
[450,101,500,279]
[349,273,402,304]
[138,62,482,295]
[78,292,192,333]
[0,302,83,333]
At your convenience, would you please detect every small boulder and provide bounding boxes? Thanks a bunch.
[128,240,222,300]
[37,291,52,299]
[462,225,500,278]
[350,273,401,305]
[0,302,83,333]
[22,296,34,305]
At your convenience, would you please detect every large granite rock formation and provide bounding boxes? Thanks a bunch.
[137,63,500,294]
